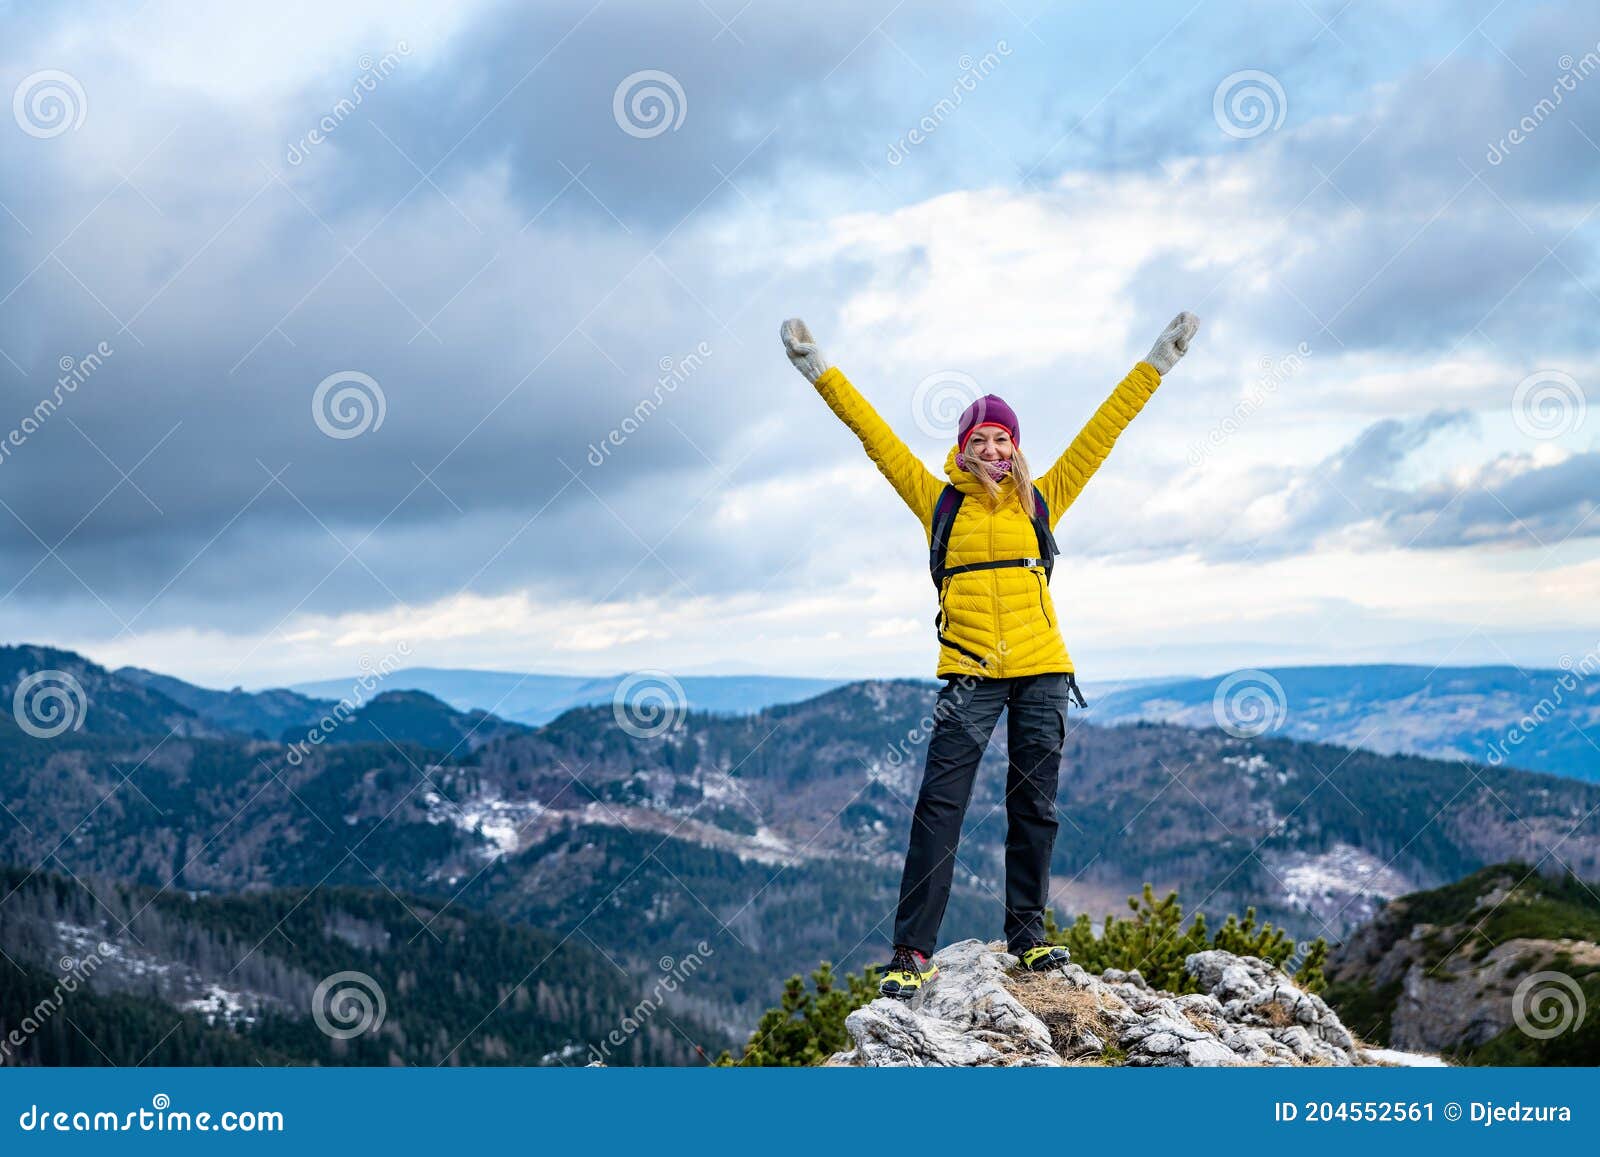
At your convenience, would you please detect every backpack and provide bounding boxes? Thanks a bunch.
[927,483,1086,709]
[928,483,1058,587]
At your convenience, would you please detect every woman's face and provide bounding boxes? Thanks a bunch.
[965,425,1015,462]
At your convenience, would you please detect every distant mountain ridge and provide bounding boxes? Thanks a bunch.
[1089,663,1600,783]
[116,665,335,740]
[1,644,216,739]
[0,646,521,754]
[289,667,855,726]
[308,688,529,752]
[54,651,1600,788]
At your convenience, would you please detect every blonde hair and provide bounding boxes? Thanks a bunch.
[969,447,1038,517]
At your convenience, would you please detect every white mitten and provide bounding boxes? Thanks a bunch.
[780,317,832,383]
[1144,311,1200,375]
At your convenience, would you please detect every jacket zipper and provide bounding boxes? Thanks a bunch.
[1033,568,1052,628]
[990,502,1002,674]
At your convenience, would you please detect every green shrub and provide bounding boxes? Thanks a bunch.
[1043,882,1329,995]
[715,961,881,1067]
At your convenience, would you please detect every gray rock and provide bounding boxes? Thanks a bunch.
[916,939,1057,1058]
[1101,967,1150,989]
[825,939,1449,1068]
[837,999,1012,1066]
[1123,1014,1212,1045]
[1182,1037,1248,1066]
[1075,1029,1106,1056]
[827,939,1059,1067]
[1184,950,1357,1053]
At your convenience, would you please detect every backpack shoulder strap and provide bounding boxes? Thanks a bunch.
[1030,486,1059,582]
[928,484,964,586]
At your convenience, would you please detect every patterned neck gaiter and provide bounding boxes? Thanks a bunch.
[956,452,1014,482]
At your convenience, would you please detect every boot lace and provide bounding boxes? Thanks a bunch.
[889,945,922,974]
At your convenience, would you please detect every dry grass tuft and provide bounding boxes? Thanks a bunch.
[1256,998,1296,1027]
[1003,969,1118,1057]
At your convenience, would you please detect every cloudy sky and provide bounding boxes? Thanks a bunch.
[1,0,1597,689]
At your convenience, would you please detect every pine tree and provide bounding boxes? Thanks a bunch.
[715,961,880,1066]
[1043,883,1329,994]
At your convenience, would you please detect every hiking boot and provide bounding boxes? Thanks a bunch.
[1013,941,1071,971]
[878,945,938,1000]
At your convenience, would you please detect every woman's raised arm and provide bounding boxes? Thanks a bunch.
[1036,312,1199,525]
[782,318,943,533]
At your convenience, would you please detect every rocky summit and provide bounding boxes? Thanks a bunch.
[825,939,1447,1068]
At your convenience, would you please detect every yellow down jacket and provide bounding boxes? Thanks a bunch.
[810,361,1163,679]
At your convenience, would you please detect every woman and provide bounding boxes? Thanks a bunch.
[780,311,1200,999]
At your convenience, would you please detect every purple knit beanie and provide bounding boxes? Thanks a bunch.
[956,394,1020,449]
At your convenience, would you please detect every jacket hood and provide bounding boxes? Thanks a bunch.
[944,445,1018,498]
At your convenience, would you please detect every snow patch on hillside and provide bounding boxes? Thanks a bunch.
[1264,843,1415,931]
[54,922,279,1026]
[422,790,546,858]
[181,983,258,1025]
[1222,752,1290,785]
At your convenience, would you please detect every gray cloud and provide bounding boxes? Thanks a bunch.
[1104,3,1600,358]
[1390,448,1600,550]
[1,0,1597,667]
[294,0,995,228]
[0,0,1008,642]
[1111,409,1600,565]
